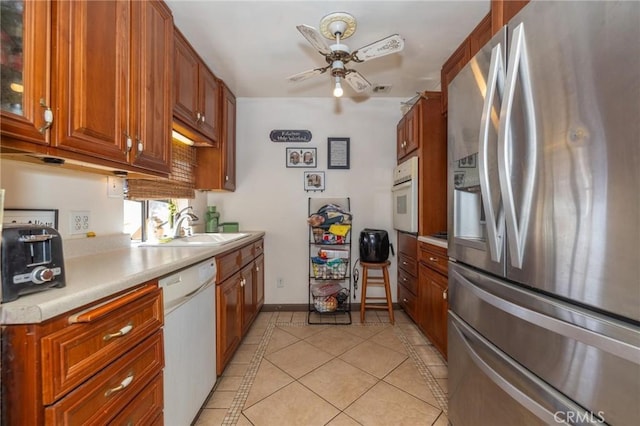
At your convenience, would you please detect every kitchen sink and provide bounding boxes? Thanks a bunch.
[140,233,250,247]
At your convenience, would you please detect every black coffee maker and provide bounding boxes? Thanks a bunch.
[359,229,394,263]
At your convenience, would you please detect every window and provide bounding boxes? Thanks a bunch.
[123,199,187,242]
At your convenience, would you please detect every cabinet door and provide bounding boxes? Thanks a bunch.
[173,29,199,127]
[419,263,448,359]
[0,0,50,146]
[129,0,172,173]
[221,82,236,190]
[241,262,255,335]
[51,0,129,163]
[216,274,242,375]
[403,102,420,156]
[198,65,219,143]
[254,254,264,312]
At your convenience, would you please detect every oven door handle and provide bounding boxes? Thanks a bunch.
[392,180,412,191]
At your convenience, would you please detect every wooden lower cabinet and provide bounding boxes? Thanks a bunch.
[1,283,164,425]
[216,271,243,375]
[216,238,265,375]
[418,242,449,359]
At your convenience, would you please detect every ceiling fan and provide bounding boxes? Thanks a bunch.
[287,12,404,97]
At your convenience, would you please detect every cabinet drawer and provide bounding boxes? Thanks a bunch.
[398,232,417,257]
[217,249,241,282]
[398,267,418,295]
[418,242,448,276]
[398,283,418,322]
[110,372,163,426]
[41,286,163,404]
[398,252,418,277]
[240,242,254,266]
[44,332,164,425]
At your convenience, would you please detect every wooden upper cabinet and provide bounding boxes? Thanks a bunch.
[0,0,51,147]
[129,0,173,173]
[469,13,492,58]
[195,81,236,191]
[491,0,530,34]
[50,0,129,163]
[50,0,172,174]
[440,39,471,114]
[397,99,420,162]
[173,28,218,146]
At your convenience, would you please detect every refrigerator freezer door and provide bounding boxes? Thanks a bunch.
[449,312,594,426]
[500,0,640,321]
[448,28,507,278]
[449,261,640,425]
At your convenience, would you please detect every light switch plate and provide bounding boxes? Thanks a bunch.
[70,210,91,235]
[107,176,124,198]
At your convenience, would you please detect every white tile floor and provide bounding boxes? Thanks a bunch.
[193,310,448,426]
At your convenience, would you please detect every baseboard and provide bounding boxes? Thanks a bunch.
[261,303,402,312]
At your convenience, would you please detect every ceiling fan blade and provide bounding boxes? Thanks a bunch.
[296,25,331,55]
[344,71,371,93]
[354,34,404,62]
[287,67,328,83]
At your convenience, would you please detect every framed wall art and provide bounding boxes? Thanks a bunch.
[304,171,325,192]
[286,147,317,168]
[3,208,59,229]
[327,137,350,169]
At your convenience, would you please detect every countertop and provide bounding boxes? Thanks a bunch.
[0,232,265,325]
[418,235,448,249]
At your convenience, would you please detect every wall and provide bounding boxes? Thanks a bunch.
[0,159,124,238]
[206,97,403,306]
[0,97,405,306]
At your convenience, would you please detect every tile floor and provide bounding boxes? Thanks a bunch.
[193,309,448,426]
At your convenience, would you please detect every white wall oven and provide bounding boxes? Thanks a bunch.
[392,156,418,233]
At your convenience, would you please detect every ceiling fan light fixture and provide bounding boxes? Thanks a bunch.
[333,77,344,98]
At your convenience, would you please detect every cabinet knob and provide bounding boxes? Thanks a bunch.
[225,175,229,181]
[403,298,409,303]
[104,374,134,397]
[137,140,143,153]
[39,99,53,133]
[443,289,448,300]
[103,323,134,341]
[196,112,201,123]
[429,257,438,262]
[256,266,260,272]
[125,135,133,152]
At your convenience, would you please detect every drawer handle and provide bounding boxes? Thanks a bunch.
[103,323,133,341]
[429,257,438,262]
[105,374,134,397]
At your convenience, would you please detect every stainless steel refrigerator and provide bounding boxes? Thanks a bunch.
[447,1,640,424]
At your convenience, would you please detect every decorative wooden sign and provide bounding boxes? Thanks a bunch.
[269,130,312,142]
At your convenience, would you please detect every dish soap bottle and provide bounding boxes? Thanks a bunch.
[205,206,220,233]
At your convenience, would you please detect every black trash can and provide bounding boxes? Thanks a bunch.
[359,229,390,263]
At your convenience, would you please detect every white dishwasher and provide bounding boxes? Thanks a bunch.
[159,257,217,426]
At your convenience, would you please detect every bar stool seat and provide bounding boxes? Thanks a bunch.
[360,260,394,324]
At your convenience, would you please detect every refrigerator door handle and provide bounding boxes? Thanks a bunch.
[498,23,538,269]
[479,43,506,263]
[450,313,599,425]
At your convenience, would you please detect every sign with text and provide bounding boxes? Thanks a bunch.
[269,130,312,142]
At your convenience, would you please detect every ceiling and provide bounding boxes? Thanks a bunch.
[165,1,490,100]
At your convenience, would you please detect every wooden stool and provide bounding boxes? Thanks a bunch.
[360,261,394,324]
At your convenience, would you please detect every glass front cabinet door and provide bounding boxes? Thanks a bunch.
[0,0,51,146]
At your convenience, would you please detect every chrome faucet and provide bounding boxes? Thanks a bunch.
[172,206,199,238]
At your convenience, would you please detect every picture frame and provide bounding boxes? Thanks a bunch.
[3,208,59,229]
[458,153,477,168]
[304,171,325,191]
[327,137,350,169]
[286,147,317,168]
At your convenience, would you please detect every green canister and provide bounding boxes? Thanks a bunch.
[205,206,220,233]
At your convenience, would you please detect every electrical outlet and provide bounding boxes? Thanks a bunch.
[277,278,284,288]
[107,176,124,198]
[70,211,91,235]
